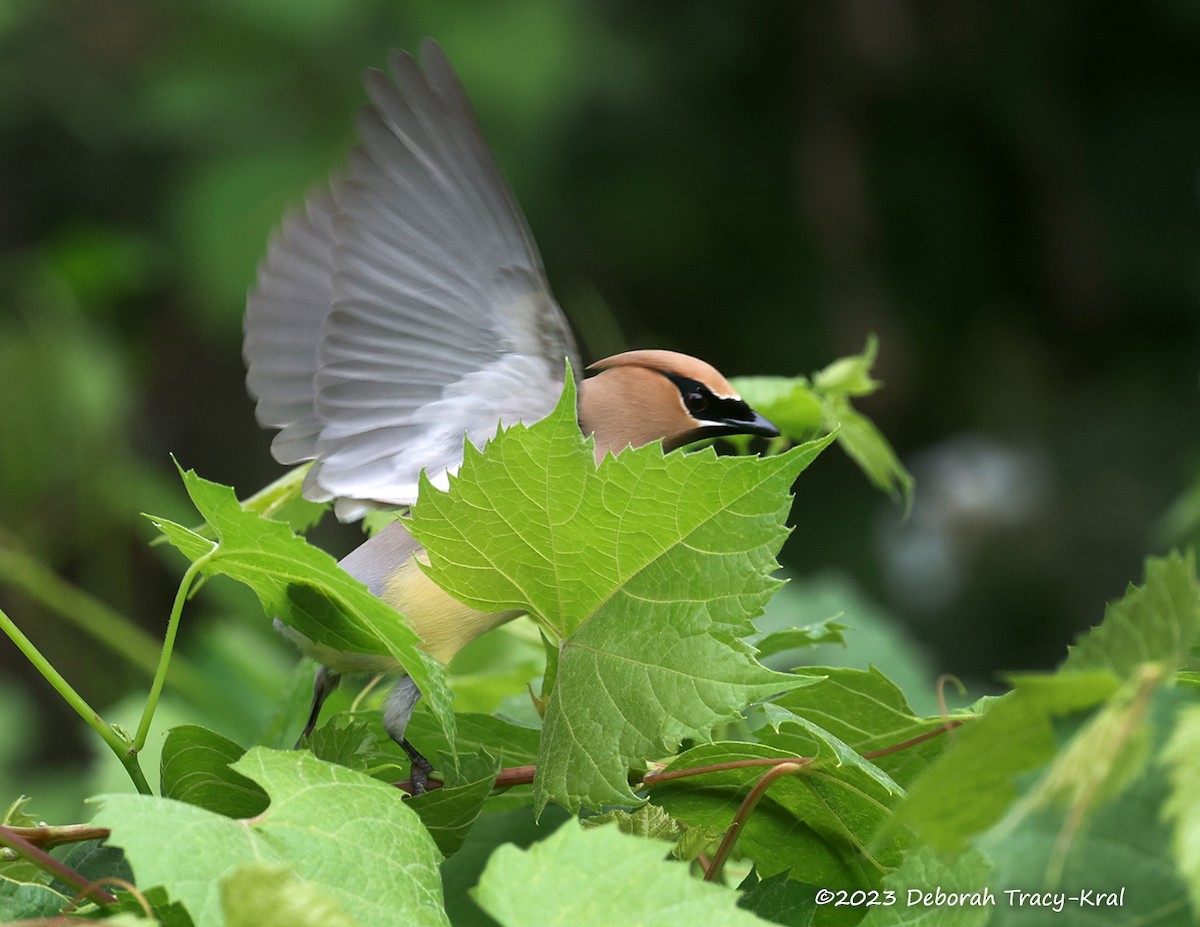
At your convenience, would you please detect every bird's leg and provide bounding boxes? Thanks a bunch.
[295,665,341,748]
[399,739,435,794]
[382,674,433,793]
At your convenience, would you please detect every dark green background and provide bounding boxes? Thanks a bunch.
[1,1,1197,795]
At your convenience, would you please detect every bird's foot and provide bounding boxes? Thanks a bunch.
[400,739,435,795]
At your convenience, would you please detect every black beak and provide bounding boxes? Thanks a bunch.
[737,409,780,440]
[692,405,780,444]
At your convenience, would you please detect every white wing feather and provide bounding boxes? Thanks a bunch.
[244,41,580,518]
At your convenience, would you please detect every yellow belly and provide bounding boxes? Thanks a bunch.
[382,555,522,665]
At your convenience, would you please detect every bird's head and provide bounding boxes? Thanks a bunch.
[579,350,779,457]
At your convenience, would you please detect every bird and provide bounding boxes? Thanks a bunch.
[243,40,779,791]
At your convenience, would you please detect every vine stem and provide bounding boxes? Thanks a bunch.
[703,761,809,881]
[642,719,965,883]
[862,720,963,760]
[1,824,111,851]
[0,605,151,795]
[135,558,206,751]
[395,764,540,795]
[643,757,792,786]
[24,721,967,856]
[394,723,968,795]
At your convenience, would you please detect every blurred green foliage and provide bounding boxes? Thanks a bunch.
[1,0,1198,815]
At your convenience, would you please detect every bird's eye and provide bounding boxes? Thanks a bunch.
[685,390,709,414]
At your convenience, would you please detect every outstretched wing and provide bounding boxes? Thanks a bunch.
[244,40,580,518]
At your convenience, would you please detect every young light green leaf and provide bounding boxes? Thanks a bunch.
[822,396,913,510]
[472,820,774,927]
[749,619,848,658]
[94,748,447,927]
[147,467,454,746]
[1063,550,1200,680]
[240,465,329,535]
[160,725,267,819]
[0,799,48,887]
[150,464,328,549]
[732,337,913,510]
[813,335,881,396]
[728,376,825,437]
[2,795,39,828]
[222,864,356,927]
[581,804,681,842]
[410,375,832,812]
[1163,704,1200,916]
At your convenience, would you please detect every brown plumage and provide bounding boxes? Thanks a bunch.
[582,350,777,456]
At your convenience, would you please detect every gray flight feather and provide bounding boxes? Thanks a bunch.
[244,40,581,519]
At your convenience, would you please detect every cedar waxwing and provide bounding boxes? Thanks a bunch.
[243,40,779,789]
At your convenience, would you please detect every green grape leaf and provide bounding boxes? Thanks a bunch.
[757,666,965,787]
[0,877,69,922]
[308,717,397,773]
[858,846,993,927]
[222,864,356,927]
[401,712,541,771]
[895,671,1121,850]
[147,466,454,747]
[1162,704,1200,917]
[237,464,329,535]
[1012,668,1157,845]
[979,689,1192,925]
[652,741,908,886]
[472,820,773,927]
[581,804,681,842]
[93,748,447,927]
[160,725,267,818]
[1063,550,1200,679]
[901,554,1200,853]
[408,757,499,857]
[56,839,133,893]
[736,871,820,927]
[759,703,903,795]
[821,396,913,511]
[729,376,825,437]
[812,335,883,396]
[749,619,848,658]
[410,374,832,812]
[733,337,913,510]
